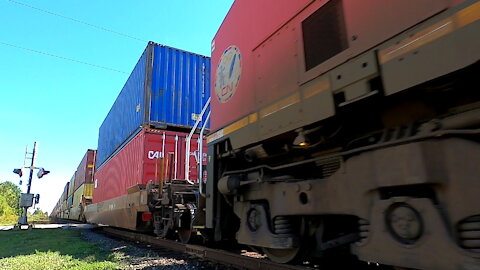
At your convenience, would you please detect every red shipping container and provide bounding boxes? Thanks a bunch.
[93,128,206,204]
[74,149,96,191]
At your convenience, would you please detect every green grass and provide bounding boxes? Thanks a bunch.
[0,229,120,270]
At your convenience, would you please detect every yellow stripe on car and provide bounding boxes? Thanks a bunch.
[260,93,301,118]
[207,113,258,144]
[379,2,480,64]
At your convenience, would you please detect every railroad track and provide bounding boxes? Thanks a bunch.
[101,227,309,270]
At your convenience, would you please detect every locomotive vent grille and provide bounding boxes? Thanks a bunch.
[302,0,348,71]
[315,157,342,179]
[458,215,480,252]
[357,218,370,245]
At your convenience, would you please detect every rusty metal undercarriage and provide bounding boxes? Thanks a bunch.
[84,180,198,244]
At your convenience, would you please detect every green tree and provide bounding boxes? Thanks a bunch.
[28,207,50,223]
[32,207,47,217]
[0,181,22,216]
[0,181,22,224]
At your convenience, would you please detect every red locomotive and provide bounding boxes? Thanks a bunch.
[203,0,480,268]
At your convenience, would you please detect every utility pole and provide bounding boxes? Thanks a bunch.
[13,142,50,229]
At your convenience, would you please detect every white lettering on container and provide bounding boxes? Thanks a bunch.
[148,151,164,159]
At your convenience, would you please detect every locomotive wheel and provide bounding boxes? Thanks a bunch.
[177,228,193,243]
[262,247,302,264]
[177,208,194,243]
[262,216,308,263]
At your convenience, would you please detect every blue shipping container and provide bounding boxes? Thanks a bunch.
[97,41,211,168]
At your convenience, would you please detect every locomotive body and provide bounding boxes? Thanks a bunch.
[205,0,480,268]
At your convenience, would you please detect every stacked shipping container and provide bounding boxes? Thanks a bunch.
[52,182,68,219]
[53,42,210,222]
[67,173,75,210]
[93,42,211,205]
[68,149,96,220]
[60,182,69,218]
[74,150,95,190]
[51,149,96,220]
[96,42,211,169]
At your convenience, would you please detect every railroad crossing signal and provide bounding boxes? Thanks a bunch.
[37,168,50,179]
[13,168,23,177]
[12,142,50,227]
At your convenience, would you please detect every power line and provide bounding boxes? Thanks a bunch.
[5,0,148,43]
[0,41,129,74]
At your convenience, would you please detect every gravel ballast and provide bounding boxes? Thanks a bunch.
[81,229,238,270]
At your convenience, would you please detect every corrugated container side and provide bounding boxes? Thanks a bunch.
[96,42,211,168]
[63,182,70,200]
[84,183,94,198]
[74,150,96,191]
[73,184,85,208]
[97,48,148,169]
[94,130,145,203]
[68,173,76,197]
[149,45,211,129]
[93,128,206,204]
[67,195,73,208]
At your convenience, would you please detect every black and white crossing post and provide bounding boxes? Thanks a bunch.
[13,142,50,227]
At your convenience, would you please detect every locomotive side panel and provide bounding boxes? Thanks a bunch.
[210,0,453,144]
[211,0,314,132]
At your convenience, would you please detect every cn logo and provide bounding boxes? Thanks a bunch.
[148,151,164,159]
[215,45,242,103]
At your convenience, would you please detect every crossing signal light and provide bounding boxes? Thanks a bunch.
[13,168,23,177]
[37,168,50,179]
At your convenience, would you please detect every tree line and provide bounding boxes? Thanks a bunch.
[0,181,22,224]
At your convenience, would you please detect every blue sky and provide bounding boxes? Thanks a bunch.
[0,0,233,213]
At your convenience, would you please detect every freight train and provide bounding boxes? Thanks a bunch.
[52,0,480,269]
[50,149,95,221]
